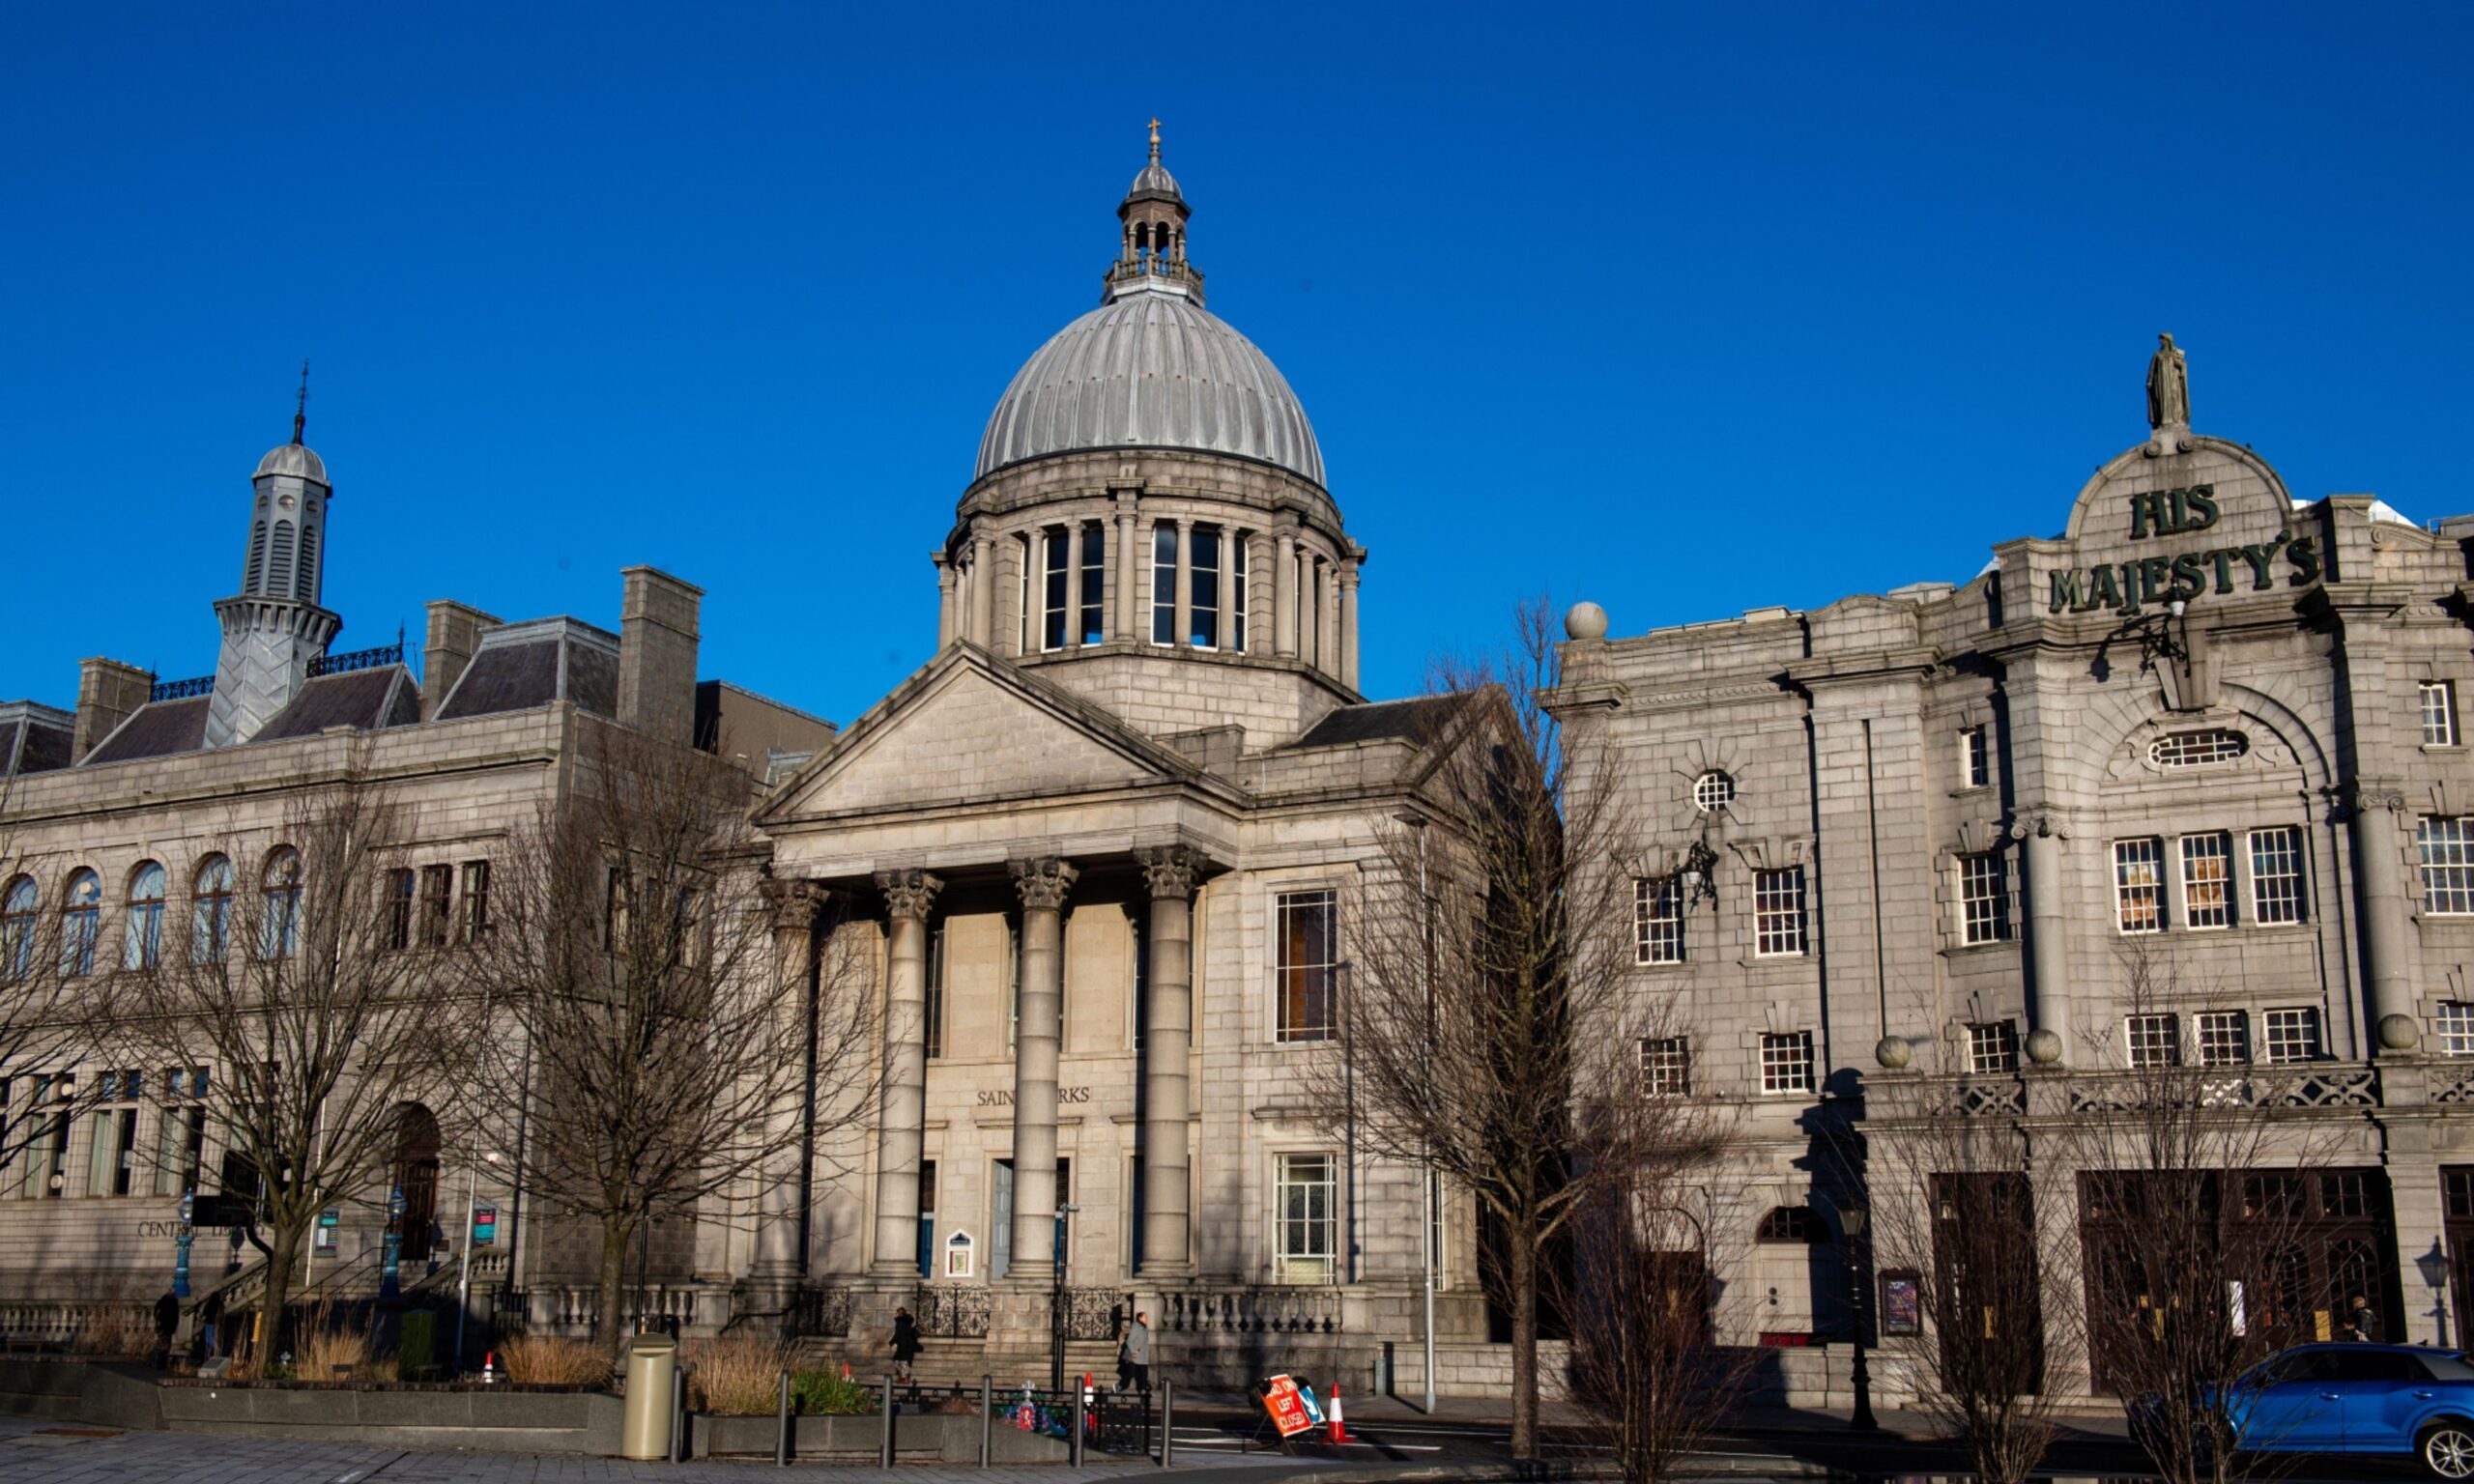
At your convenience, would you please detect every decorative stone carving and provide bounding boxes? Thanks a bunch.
[2379,1013,2421,1052]
[760,877,834,932]
[1873,1036,1912,1070]
[1010,857,1079,910]
[2026,1028,2064,1066]
[874,868,944,921]
[2146,332,2190,430]
[1138,845,1203,899]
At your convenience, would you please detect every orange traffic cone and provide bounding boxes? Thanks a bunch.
[1329,1382,1349,1443]
[841,1361,851,1381]
[481,1351,496,1384]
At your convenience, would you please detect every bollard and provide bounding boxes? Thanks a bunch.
[671,1362,689,1463]
[979,1374,992,1468]
[776,1368,792,1466]
[1071,1377,1085,1467]
[880,1373,896,1468]
[1160,1380,1173,1467]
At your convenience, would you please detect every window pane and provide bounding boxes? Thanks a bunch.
[2425,681,2459,748]
[1635,878,1683,964]
[1079,526,1106,644]
[1151,527,1175,645]
[2181,833,2231,929]
[2127,1013,2180,1068]
[1191,528,1221,648]
[2264,1008,2321,1065]
[1276,891,1337,1042]
[1753,869,1805,956]
[2422,817,2474,915]
[1960,852,2009,945]
[2114,840,2163,933]
[2195,1011,2248,1067]
[1760,1032,1815,1094]
[2249,827,2306,925]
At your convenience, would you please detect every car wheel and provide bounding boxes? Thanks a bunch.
[2423,1421,2474,1480]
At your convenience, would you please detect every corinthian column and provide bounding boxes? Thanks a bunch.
[1008,857,1076,1282]
[1137,847,1200,1277]
[1173,519,1194,648]
[934,554,956,651]
[1115,499,1139,641]
[757,878,831,1282]
[870,869,942,1277]
[1273,526,1299,659]
[970,530,996,646]
[1339,559,1361,691]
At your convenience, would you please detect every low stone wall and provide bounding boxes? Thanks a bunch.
[694,1410,1071,1463]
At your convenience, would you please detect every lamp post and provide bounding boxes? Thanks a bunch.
[451,1150,502,1373]
[1817,1193,1877,1432]
[1049,1200,1079,1391]
[1395,808,1437,1414]
[380,1184,406,1300]
[2417,1241,2454,1348]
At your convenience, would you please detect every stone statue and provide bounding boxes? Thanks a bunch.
[2146,331,2190,429]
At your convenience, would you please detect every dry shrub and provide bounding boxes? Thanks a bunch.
[70,1305,154,1357]
[498,1333,607,1385]
[683,1335,791,1414]
[293,1304,376,1381]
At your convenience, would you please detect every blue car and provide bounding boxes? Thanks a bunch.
[2224,1343,2474,1477]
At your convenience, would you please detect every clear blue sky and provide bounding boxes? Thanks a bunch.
[5,4,2468,725]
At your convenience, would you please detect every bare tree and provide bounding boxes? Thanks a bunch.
[102,773,475,1350]
[1322,598,1705,1458]
[463,721,876,1364]
[0,770,116,1190]
[1869,1029,2088,1484]
[2057,945,2352,1484]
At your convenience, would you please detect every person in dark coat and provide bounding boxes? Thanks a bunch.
[890,1305,921,1382]
[152,1291,180,1369]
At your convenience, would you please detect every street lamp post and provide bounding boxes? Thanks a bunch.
[1817,1193,1877,1432]
[2417,1241,2454,1348]
[1395,808,1437,1414]
[1050,1201,1079,1391]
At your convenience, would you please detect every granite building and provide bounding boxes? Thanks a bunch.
[1552,342,2474,1398]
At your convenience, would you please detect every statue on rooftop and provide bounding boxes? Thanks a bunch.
[2146,332,2191,430]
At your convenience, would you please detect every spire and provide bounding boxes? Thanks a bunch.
[293,358,309,445]
[1149,116,1162,160]
[1109,120,1201,303]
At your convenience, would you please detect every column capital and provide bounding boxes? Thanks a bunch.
[1175,515,1195,530]
[874,868,945,921]
[760,877,835,932]
[1011,856,1079,911]
[1137,845,1205,899]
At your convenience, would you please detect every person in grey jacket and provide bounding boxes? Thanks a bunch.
[1118,1311,1151,1396]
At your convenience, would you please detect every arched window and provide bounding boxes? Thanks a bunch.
[260,847,302,959]
[123,861,165,971]
[1755,1206,1826,1243]
[190,855,234,964]
[59,869,101,978]
[1,875,36,981]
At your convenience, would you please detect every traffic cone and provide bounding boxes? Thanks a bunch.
[1328,1382,1348,1443]
[841,1361,851,1382]
[481,1351,496,1384]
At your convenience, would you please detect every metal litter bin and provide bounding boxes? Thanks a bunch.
[621,1332,678,1460]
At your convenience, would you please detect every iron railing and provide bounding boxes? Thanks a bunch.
[786,1284,853,1338]
[307,640,404,677]
[1058,1287,1129,1341]
[150,674,215,702]
[914,1283,991,1338]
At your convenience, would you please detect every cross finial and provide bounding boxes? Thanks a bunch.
[293,359,309,445]
[1148,117,1162,159]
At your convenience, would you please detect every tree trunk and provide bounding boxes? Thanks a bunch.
[597,1213,636,1370]
[1510,1226,1539,1458]
[260,1222,302,1363]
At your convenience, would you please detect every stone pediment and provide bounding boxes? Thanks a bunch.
[759,645,1206,823]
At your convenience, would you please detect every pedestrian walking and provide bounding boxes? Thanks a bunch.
[1120,1309,1151,1397]
[891,1304,921,1383]
[151,1289,179,1370]
[196,1290,223,1362]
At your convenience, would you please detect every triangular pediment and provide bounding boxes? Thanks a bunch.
[761,646,1202,822]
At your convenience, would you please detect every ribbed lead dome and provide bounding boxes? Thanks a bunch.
[255,442,328,483]
[976,288,1324,487]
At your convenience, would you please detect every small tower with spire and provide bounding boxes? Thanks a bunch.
[204,363,343,748]
[1106,119,1205,303]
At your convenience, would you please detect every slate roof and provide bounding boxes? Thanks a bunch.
[83,698,211,765]
[1292,695,1465,750]
[253,667,418,742]
[0,704,73,777]
[436,618,621,722]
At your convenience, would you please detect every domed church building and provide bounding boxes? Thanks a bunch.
[754,130,1478,1384]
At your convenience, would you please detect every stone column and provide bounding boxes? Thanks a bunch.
[757,879,831,1285]
[1319,560,1340,672]
[2019,816,2072,1060]
[1008,858,1077,1283]
[1173,519,1194,648]
[1273,527,1299,659]
[971,530,996,647]
[870,869,943,1277]
[1062,524,1082,650]
[934,554,956,651]
[1137,848,1200,1276]
[2350,785,2417,1042]
[1115,499,1139,642]
[1338,558,1361,690]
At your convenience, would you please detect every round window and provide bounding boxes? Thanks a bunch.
[1692,770,1737,813]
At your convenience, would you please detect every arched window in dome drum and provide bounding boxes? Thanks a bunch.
[1041,529,1070,652]
[1231,534,1249,652]
[1079,525,1106,644]
[1151,526,1176,646]
[1191,527,1222,649]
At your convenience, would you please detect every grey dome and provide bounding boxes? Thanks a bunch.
[1127,158,1183,203]
[976,287,1325,487]
[255,442,328,483]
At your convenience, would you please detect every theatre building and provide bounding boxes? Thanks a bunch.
[1552,344,2474,1398]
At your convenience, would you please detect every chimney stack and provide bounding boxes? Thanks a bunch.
[420,600,503,720]
[618,566,703,746]
[73,658,152,761]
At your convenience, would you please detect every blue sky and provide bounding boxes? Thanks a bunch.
[5,4,2468,725]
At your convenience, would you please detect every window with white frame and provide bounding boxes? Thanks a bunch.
[2126,1013,2180,1068]
[1190,527,1222,649]
[1276,890,1338,1043]
[2424,680,2460,748]
[418,864,452,948]
[1634,877,1683,965]
[1968,1021,2018,1073]
[1079,525,1107,645]
[18,1074,71,1199]
[154,1067,208,1197]
[1150,526,1176,645]
[1041,528,1071,651]
[86,1070,140,1197]
[2195,1011,2249,1067]
[1961,725,1990,789]
[2263,1007,2322,1065]
[260,848,302,959]
[2181,833,2232,929]
[59,870,100,979]
[459,860,491,942]
[123,863,165,971]
[190,856,233,964]
[1691,771,1737,813]
[1753,868,1806,956]
[1640,1037,1690,1096]
[1230,535,1249,652]
[2249,827,2306,925]
[1760,1031,1816,1095]
[2439,1001,2474,1058]
[2420,817,2474,915]
[1274,1152,1338,1283]
[1959,851,2009,944]
[2114,839,2164,933]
